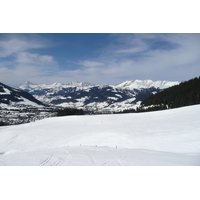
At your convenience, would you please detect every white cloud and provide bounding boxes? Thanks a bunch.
[0,37,46,58]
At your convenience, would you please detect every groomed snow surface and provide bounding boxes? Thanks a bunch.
[0,105,200,166]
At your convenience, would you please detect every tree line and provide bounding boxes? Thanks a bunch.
[57,108,84,116]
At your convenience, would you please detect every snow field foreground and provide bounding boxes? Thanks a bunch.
[0,105,200,165]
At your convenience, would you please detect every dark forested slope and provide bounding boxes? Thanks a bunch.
[140,76,200,110]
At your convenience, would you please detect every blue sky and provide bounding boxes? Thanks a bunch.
[0,33,199,86]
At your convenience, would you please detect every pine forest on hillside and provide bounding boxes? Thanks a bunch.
[140,76,200,111]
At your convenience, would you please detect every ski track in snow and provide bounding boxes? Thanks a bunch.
[39,155,53,166]
[0,105,200,166]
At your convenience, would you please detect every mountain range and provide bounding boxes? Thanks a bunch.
[18,80,179,112]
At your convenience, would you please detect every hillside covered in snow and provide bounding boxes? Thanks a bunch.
[0,105,199,166]
[0,82,44,106]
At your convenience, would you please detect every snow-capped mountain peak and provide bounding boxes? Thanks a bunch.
[19,81,39,90]
[24,81,35,85]
[51,82,63,88]
[116,79,179,90]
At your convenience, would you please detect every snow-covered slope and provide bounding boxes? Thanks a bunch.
[19,80,179,112]
[0,82,44,107]
[0,105,199,166]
